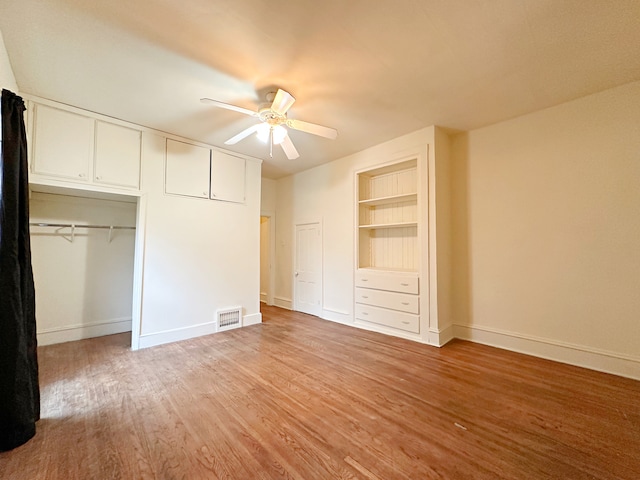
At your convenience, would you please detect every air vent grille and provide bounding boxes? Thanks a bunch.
[217,307,242,332]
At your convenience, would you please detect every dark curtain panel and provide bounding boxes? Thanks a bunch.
[0,89,40,451]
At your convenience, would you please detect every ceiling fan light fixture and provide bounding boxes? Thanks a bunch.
[256,122,271,143]
[272,125,287,145]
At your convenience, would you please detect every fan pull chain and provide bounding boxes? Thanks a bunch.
[269,127,274,158]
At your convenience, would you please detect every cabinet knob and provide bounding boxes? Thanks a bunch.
[203,192,208,196]
[96,176,102,180]
[78,173,85,178]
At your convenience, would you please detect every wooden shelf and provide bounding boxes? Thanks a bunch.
[359,193,417,206]
[358,221,418,229]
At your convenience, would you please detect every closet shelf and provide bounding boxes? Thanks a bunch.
[29,222,135,243]
[30,222,135,230]
[358,221,418,229]
[358,193,417,206]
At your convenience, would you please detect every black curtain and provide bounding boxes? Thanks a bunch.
[0,89,40,451]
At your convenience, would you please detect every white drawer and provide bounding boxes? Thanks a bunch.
[355,287,419,314]
[355,270,418,294]
[355,303,419,334]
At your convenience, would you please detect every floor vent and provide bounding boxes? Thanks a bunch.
[217,307,242,332]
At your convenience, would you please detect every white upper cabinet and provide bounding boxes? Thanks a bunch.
[210,151,245,204]
[165,138,210,199]
[29,101,142,192]
[94,121,141,189]
[32,104,94,181]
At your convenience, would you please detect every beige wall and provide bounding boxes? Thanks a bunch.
[451,81,640,378]
[0,29,17,91]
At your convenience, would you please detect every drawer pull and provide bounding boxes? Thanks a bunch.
[401,302,409,305]
[361,279,368,282]
[362,312,369,315]
[362,296,369,299]
[402,321,410,324]
[400,283,409,286]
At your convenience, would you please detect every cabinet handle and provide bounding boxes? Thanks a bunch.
[78,173,85,178]
[361,296,368,299]
[203,192,208,196]
[402,321,410,324]
[401,302,409,305]
[361,279,368,282]
[96,176,102,180]
[362,312,368,315]
[400,283,409,286]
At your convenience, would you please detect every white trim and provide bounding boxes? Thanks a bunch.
[454,323,640,381]
[138,313,262,349]
[429,323,455,347]
[243,312,262,326]
[322,307,352,324]
[138,320,218,349]
[273,296,293,310]
[37,318,131,346]
[260,210,276,306]
[130,193,147,350]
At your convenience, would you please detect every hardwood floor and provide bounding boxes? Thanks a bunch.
[1,305,639,479]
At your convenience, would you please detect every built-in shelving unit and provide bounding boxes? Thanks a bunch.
[355,157,421,336]
[356,158,418,271]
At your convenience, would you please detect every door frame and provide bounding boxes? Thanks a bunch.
[260,210,276,306]
[293,218,323,316]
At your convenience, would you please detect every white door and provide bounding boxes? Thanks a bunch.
[294,222,322,316]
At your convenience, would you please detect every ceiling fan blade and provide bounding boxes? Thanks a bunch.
[286,118,338,140]
[200,98,258,117]
[280,134,299,160]
[270,89,296,115]
[224,124,260,145]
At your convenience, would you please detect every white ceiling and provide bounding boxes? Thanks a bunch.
[1,0,640,179]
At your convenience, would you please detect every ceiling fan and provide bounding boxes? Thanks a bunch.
[200,88,338,160]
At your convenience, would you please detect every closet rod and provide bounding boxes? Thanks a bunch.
[29,223,135,230]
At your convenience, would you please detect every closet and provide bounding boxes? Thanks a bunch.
[29,190,137,345]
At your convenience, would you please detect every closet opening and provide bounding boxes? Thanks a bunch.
[29,185,140,347]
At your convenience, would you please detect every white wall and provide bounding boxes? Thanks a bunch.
[451,80,640,379]
[137,132,262,348]
[30,192,136,345]
[261,178,276,213]
[0,29,17,91]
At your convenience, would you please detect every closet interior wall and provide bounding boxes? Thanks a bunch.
[29,191,137,345]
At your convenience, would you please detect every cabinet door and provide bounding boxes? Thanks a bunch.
[210,151,245,203]
[94,121,141,189]
[165,139,210,198]
[32,104,93,181]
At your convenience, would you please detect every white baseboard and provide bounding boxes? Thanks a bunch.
[37,318,132,346]
[321,307,352,325]
[429,324,455,347]
[260,292,267,303]
[243,312,262,326]
[138,313,263,349]
[454,323,640,381]
[273,296,292,310]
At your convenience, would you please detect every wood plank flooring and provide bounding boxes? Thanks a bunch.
[1,305,639,479]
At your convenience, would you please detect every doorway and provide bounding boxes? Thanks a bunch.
[260,213,275,306]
